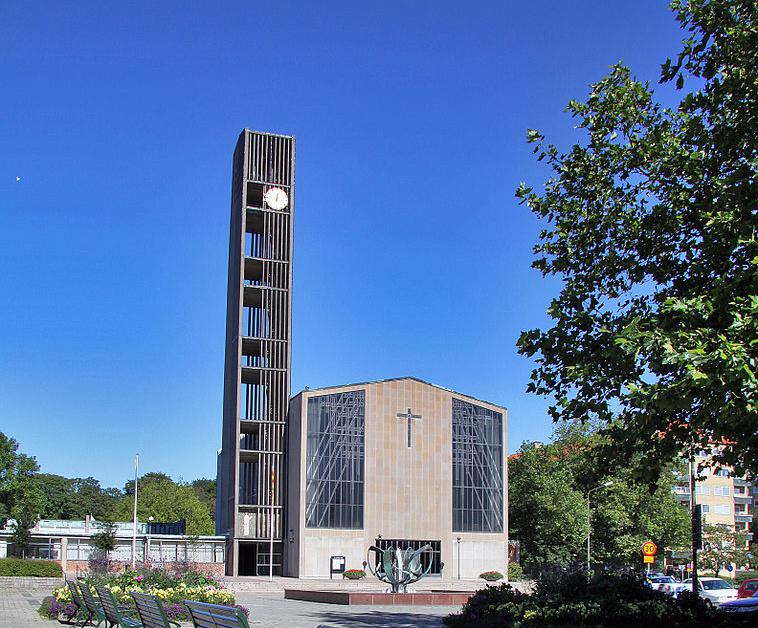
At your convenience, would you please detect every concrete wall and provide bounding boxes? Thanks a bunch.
[285,393,303,577]
[286,378,508,579]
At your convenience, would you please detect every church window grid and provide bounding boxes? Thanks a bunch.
[305,390,365,529]
[452,398,504,533]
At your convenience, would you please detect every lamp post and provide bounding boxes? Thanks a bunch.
[586,481,613,577]
[456,537,461,580]
[131,454,139,569]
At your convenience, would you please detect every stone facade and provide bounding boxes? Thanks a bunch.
[285,377,508,580]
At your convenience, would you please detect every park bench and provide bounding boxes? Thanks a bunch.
[78,582,108,628]
[96,585,142,628]
[131,592,180,628]
[183,600,250,628]
[60,580,90,627]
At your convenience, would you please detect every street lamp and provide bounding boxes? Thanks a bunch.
[587,481,613,577]
[456,537,461,580]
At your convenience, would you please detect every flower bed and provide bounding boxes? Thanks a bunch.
[38,563,246,622]
[342,569,366,580]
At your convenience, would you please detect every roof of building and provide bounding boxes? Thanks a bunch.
[292,376,506,411]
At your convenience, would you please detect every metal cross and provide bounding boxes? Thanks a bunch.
[397,408,422,448]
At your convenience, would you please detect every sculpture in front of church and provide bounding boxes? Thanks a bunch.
[365,544,434,593]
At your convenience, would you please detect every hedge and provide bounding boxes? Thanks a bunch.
[445,570,731,627]
[0,558,63,577]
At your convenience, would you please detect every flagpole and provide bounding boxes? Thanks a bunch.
[269,463,274,581]
[131,453,139,569]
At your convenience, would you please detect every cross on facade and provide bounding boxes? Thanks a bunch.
[397,408,422,448]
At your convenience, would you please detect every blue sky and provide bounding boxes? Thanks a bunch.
[1,1,684,489]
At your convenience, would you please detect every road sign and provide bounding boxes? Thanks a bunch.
[642,541,658,556]
[643,555,654,564]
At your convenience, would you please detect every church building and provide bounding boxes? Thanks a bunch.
[217,129,508,578]
[285,377,507,579]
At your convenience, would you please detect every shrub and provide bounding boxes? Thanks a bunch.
[508,563,524,581]
[480,570,504,581]
[0,558,62,577]
[445,569,732,627]
[343,569,366,580]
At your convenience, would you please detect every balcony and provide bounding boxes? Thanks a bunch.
[735,514,753,523]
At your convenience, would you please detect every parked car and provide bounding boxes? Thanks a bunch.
[681,577,738,605]
[720,590,758,616]
[737,578,758,599]
[649,575,678,592]
[662,581,690,598]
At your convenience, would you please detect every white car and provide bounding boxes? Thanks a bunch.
[649,575,678,592]
[681,577,738,605]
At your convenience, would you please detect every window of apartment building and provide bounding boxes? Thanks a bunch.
[696,486,710,496]
[714,504,731,515]
[701,504,710,513]
[714,468,730,477]
[713,486,731,496]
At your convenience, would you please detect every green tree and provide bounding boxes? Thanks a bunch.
[36,474,69,519]
[509,442,588,568]
[111,473,214,535]
[699,523,749,577]
[589,467,690,566]
[515,0,757,479]
[37,474,121,520]
[90,519,118,564]
[68,477,120,519]
[510,431,690,570]
[0,433,43,556]
[122,472,172,496]
[191,478,216,522]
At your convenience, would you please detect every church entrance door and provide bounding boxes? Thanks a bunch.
[374,539,442,575]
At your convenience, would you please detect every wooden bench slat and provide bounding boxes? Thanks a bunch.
[184,600,250,628]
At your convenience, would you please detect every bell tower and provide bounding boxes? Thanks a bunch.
[218,130,295,576]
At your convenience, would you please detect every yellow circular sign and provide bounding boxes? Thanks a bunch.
[642,541,657,556]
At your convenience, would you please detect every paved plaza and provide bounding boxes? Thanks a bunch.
[0,586,460,628]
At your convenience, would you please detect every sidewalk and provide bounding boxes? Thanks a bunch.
[0,586,459,628]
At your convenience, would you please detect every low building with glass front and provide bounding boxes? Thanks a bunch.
[0,516,226,575]
[284,377,508,579]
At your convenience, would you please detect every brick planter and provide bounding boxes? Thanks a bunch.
[284,588,474,605]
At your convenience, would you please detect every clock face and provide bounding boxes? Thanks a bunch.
[264,187,288,210]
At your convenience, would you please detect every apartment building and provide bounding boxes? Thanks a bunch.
[672,453,754,546]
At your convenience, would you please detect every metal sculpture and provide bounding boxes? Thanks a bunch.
[365,544,433,592]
